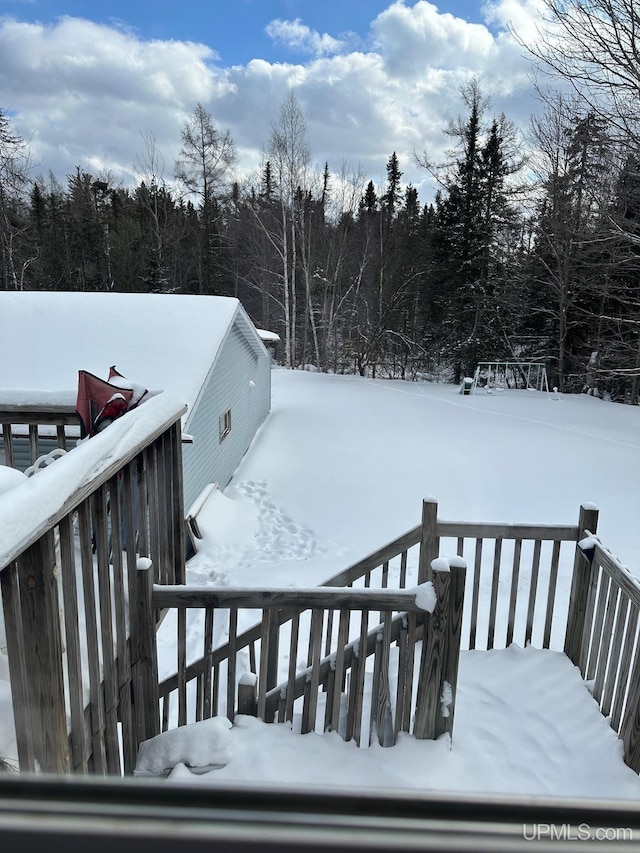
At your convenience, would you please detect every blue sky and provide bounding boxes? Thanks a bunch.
[2,1,490,64]
[0,1,547,200]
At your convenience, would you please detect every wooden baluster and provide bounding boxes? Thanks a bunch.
[468,539,482,650]
[301,609,323,734]
[399,551,408,588]
[78,500,107,773]
[227,607,238,720]
[376,612,394,747]
[329,610,349,734]
[506,539,522,647]
[564,504,600,668]
[487,540,502,650]
[543,539,561,648]
[0,563,36,771]
[525,540,542,646]
[202,608,214,720]
[285,611,300,724]
[352,610,369,747]
[177,605,187,726]
[611,606,638,732]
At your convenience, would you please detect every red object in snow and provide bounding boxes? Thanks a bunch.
[76,370,134,438]
[94,392,129,432]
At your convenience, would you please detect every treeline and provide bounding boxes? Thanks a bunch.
[2,82,640,401]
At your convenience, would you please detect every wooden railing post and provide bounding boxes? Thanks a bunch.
[414,556,466,741]
[237,673,258,717]
[564,503,600,670]
[13,532,69,773]
[132,558,160,750]
[418,498,439,584]
[170,421,186,585]
[1,565,36,771]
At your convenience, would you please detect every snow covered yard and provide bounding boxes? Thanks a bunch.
[186,369,640,589]
[144,370,640,800]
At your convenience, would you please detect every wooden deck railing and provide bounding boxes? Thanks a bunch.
[0,403,80,469]
[564,533,640,773]
[7,435,636,776]
[0,394,187,775]
[152,497,594,748]
[144,563,466,749]
[151,500,597,758]
[323,499,596,652]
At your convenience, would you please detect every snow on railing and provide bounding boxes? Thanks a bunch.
[0,393,187,776]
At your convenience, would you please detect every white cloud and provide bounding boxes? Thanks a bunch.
[482,0,548,43]
[265,18,354,58]
[0,16,224,182]
[0,3,547,201]
[371,1,496,76]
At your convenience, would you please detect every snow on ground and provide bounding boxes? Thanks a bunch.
[147,370,640,800]
[187,369,640,589]
[1,369,638,798]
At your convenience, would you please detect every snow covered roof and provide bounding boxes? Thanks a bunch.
[0,291,259,415]
[256,328,280,343]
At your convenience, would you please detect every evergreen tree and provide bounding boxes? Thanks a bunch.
[29,175,68,290]
[382,152,403,221]
[525,102,615,390]
[426,83,525,381]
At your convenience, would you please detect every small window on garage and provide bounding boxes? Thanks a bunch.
[219,408,231,443]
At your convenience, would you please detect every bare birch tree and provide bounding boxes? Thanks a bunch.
[265,92,312,367]
[0,110,33,290]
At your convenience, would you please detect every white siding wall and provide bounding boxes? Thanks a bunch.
[181,320,271,511]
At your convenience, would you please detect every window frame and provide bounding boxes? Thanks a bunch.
[219,408,231,443]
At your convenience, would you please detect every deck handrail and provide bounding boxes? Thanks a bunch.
[0,394,188,776]
[0,394,187,571]
[0,401,78,420]
[144,566,465,749]
[157,501,594,744]
[151,585,428,610]
[321,519,580,591]
[322,525,421,588]
[564,534,640,773]
[436,520,579,541]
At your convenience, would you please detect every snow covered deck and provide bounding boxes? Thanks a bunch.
[134,643,640,801]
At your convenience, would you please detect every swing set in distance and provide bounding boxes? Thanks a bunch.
[471,361,550,394]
